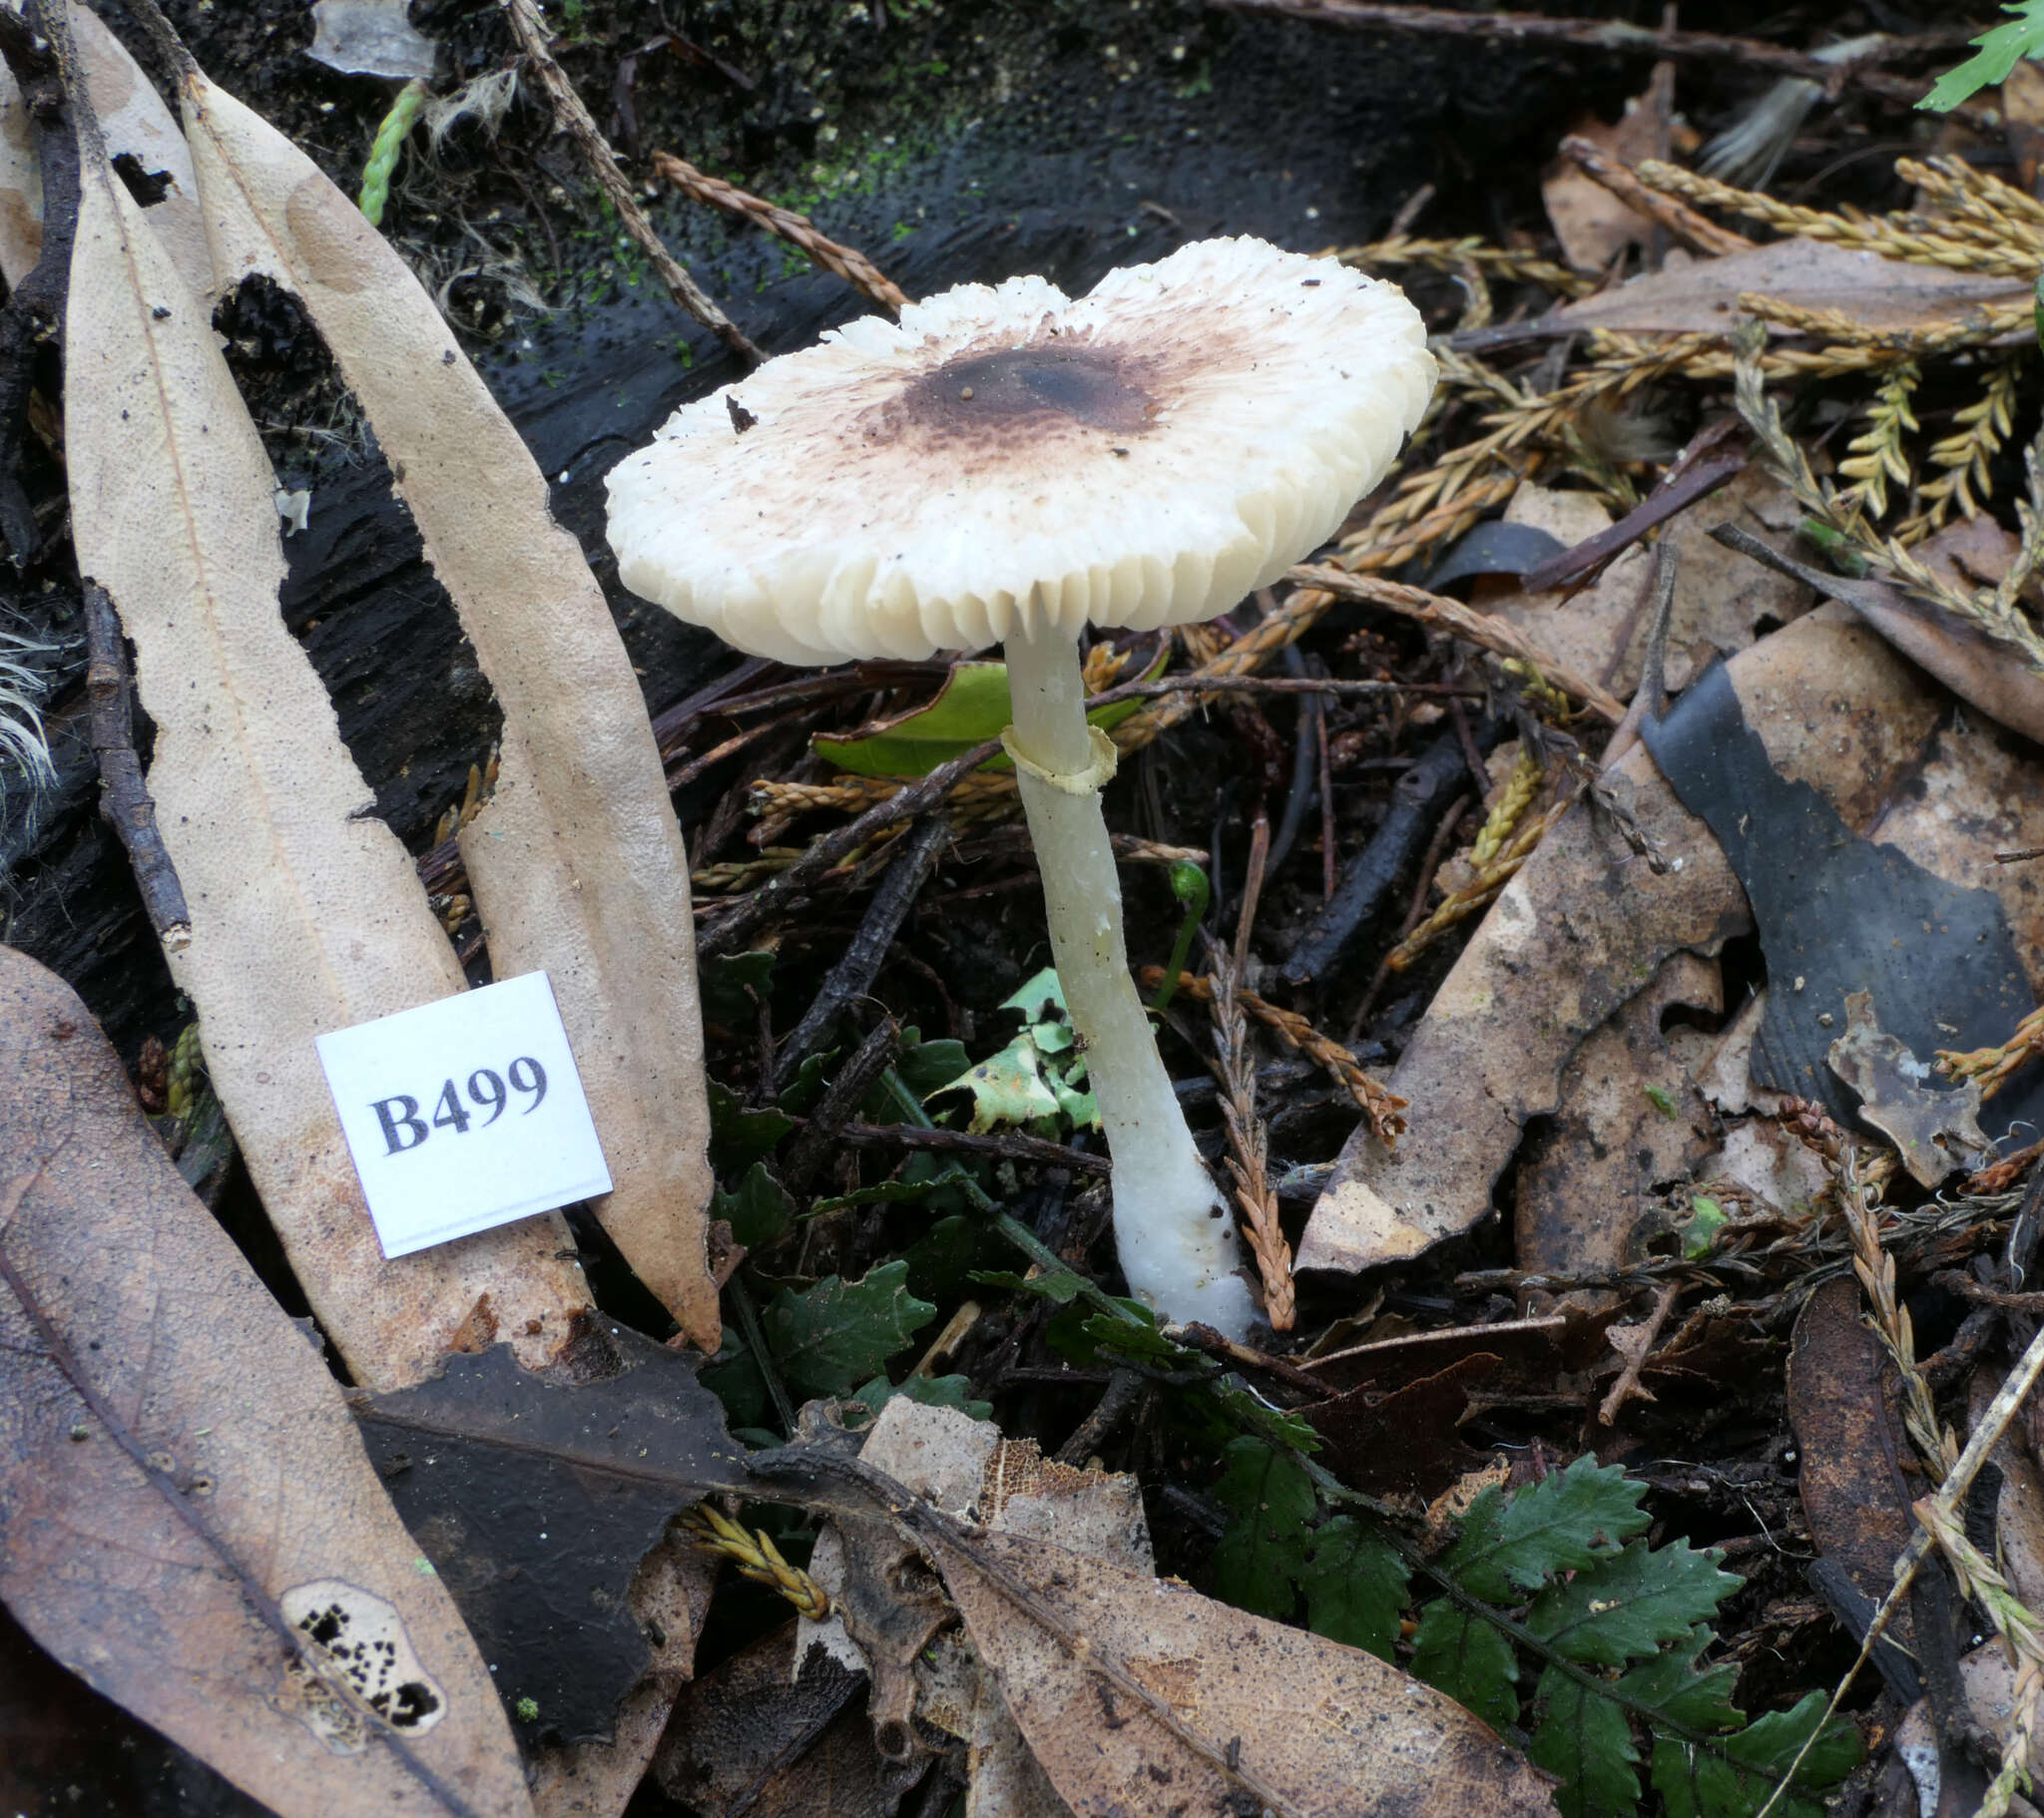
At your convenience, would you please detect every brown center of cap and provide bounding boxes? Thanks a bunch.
[892,342,1157,441]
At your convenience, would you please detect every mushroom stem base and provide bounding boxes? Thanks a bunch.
[1002,623,1257,1339]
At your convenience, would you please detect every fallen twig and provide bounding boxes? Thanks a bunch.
[1288,566,1628,723]
[83,583,190,948]
[502,0,759,364]
[1556,135,1753,260]
[773,817,950,1093]
[0,1,78,565]
[1210,1,1983,116]
[781,1018,900,1196]
[700,734,1004,956]
[831,1119,1111,1177]
[652,150,908,316]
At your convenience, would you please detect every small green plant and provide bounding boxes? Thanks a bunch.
[931,968,1099,1135]
[1919,2,2044,112]
[1209,1447,1861,1818]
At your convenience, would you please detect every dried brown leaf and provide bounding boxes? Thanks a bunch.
[1553,236,2028,336]
[1515,949,1720,1288]
[1540,80,1671,272]
[2,7,209,297]
[72,7,212,300]
[62,102,586,1390]
[177,70,721,1351]
[1299,608,1938,1276]
[1786,1278,1918,1653]
[0,944,532,1817]
[1828,990,1992,1187]
[925,1525,1555,1818]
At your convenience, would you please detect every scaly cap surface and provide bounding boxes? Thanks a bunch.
[606,236,1435,665]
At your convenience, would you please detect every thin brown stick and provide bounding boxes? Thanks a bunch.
[502,0,759,364]
[1140,967,1407,1145]
[83,583,190,949]
[701,734,1004,955]
[1210,0,1985,116]
[1291,566,1628,724]
[651,150,908,316]
[831,1119,1112,1176]
[1558,136,1755,259]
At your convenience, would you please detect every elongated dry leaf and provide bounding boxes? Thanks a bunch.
[2,6,210,297]
[922,1525,1555,1817]
[1553,237,2028,336]
[73,7,213,300]
[177,69,719,1350]
[0,944,533,1818]
[62,108,587,1389]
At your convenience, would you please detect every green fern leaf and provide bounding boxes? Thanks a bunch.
[1208,1438,1316,1619]
[1651,1692,1863,1818]
[1919,0,2044,112]
[1299,1515,1409,1661]
[1411,1599,1520,1730]
[1527,1537,1740,1668]
[1443,1455,1652,1600]
[1531,1667,1641,1818]
[762,1260,936,1398]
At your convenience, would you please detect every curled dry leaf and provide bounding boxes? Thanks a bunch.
[177,69,721,1352]
[1713,520,2044,745]
[62,93,587,1390]
[0,944,532,1818]
[1785,1279,1921,1666]
[1300,605,2039,1276]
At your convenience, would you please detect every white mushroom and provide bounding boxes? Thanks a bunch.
[607,235,1434,1338]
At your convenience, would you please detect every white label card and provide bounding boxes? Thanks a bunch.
[315,971,612,1259]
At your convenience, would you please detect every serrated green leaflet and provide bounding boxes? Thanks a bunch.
[1918,1,2044,111]
[1201,1452,1857,1818]
[814,652,1165,776]
[850,1372,993,1422]
[1534,1668,1642,1818]
[711,1161,792,1248]
[1526,1537,1739,1668]
[1651,1694,1861,1818]
[1299,1515,1407,1661]
[761,1259,936,1398]
[1411,1599,1519,1730]
[1208,1439,1315,1619]
[707,1080,795,1166]
[1443,1454,1652,1600]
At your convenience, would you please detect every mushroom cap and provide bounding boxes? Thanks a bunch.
[606,235,1435,666]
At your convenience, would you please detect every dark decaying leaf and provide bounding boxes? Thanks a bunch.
[0,945,531,1818]
[1303,1353,1501,1501]
[1784,1279,1922,1672]
[351,1331,747,1745]
[1642,658,2044,1139]
[0,1600,268,1818]
[654,1620,918,1818]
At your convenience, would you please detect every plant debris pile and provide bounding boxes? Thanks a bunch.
[12,3,2044,1817]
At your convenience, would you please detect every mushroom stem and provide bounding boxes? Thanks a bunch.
[1002,619,1258,1339]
